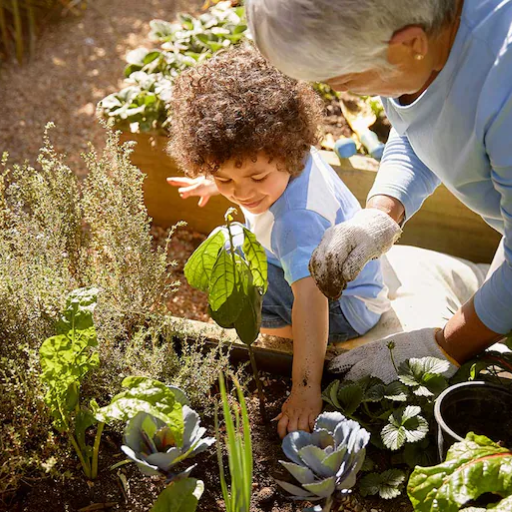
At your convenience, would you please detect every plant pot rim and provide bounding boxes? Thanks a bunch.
[434,380,512,443]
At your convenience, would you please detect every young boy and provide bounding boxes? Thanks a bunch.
[167,45,389,438]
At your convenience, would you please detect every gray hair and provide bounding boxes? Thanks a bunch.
[246,0,456,82]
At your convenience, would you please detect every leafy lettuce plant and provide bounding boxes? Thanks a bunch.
[408,433,512,512]
[185,208,267,416]
[150,477,204,512]
[39,287,104,479]
[215,372,253,512]
[98,2,247,134]
[276,411,370,512]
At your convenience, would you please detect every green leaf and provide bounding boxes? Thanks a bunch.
[359,469,406,500]
[184,229,226,292]
[403,438,437,469]
[242,227,268,293]
[381,406,428,451]
[398,357,449,397]
[56,287,99,335]
[336,383,364,416]
[384,381,409,402]
[505,332,512,351]
[208,284,243,329]
[233,273,262,346]
[94,377,184,446]
[209,248,237,312]
[408,433,512,512]
[150,478,204,512]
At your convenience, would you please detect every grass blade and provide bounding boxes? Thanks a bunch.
[11,0,24,63]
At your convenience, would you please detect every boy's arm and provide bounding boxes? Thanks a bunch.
[277,276,328,438]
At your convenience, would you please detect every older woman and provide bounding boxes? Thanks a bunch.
[247,0,511,382]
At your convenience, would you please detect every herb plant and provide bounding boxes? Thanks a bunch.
[98,2,248,134]
[39,287,104,480]
[408,433,512,511]
[276,411,370,512]
[185,208,268,416]
[215,372,253,512]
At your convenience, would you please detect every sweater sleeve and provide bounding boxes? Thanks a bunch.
[368,127,441,222]
[473,88,512,334]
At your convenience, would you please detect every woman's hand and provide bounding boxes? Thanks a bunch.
[275,384,323,439]
[166,176,219,207]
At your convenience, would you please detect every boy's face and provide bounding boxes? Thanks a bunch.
[212,153,290,214]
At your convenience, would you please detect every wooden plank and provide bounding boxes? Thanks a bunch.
[119,131,244,232]
[120,132,501,263]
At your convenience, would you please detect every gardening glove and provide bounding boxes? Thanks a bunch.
[167,176,219,207]
[328,327,459,384]
[309,208,402,299]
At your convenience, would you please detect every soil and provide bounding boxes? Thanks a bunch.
[11,375,412,512]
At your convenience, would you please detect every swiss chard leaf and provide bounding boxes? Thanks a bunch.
[184,229,226,292]
[242,227,268,293]
[150,477,204,512]
[359,469,406,500]
[408,433,512,512]
[94,376,184,446]
[381,406,428,451]
[398,357,449,397]
[40,287,100,431]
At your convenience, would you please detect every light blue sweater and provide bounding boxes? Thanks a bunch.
[369,0,512,334]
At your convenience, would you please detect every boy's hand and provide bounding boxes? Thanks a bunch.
[275,384,323,439]
[166,176,219,207]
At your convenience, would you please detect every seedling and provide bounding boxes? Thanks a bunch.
[185,208,268,418]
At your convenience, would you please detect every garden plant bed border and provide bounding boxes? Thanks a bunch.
[121,131,502,264]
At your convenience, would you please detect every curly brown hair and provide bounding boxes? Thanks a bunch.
[168,44,324,177]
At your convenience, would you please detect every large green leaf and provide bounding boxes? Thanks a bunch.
[233,264,262,346]
[151,478,204,512]
[56,287,99,335]
[184,229,226,292]
[408,433,512,512]
[242,227,268,293]
[381,406,428,451]
[209,248,237,312]
[94,377,184,446]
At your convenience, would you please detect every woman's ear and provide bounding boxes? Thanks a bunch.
[389,25,429,60]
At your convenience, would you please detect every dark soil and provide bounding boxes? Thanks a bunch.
[10,375,413,512]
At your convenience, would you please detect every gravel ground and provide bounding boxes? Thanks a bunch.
[0,0,203,176]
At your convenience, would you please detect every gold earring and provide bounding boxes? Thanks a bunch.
[414,54,424,61]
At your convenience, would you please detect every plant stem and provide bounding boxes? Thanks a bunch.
[387,341,399,375]
[322,495,334,512]
[248,344,266,421]
[69,432,91,479]
[91,422,104,479]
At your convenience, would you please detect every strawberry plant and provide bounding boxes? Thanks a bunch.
[322,346,451,499]
[39,287,104,479]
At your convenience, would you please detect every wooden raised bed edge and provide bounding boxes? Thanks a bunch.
[120,131,501,264]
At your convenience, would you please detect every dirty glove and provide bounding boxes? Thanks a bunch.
[309,208,401,299]
[328,327,459,384]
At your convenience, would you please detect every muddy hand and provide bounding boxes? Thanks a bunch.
[309,208,402,299]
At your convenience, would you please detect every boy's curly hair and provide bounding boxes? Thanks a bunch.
[168,44,324,177]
